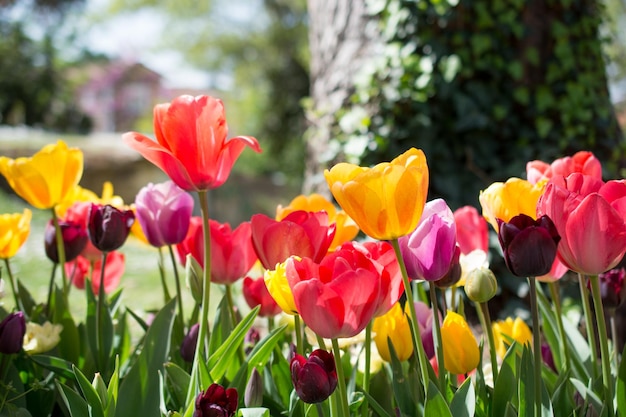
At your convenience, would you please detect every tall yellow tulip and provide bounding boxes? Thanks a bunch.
[324,148,429,240]
[492,317,533,359]
[0,209,32,259]
[0,140,83,209]
[276,193,359,250]
[372,302,413,362]
[479,177,545,233]
[440,311,480,375]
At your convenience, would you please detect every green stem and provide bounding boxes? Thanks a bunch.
[331,338,351,417]
[478,301,499,383]
[225,284,244,362]
[429,284,445,390]
[390,239,430,399]
[294,314,304,355]
[186,190,213,402]
[450,285,457,312]
[45,263,57,317]
[578,273,599,380]
[528,277,542,417]
[548,281,570,373]
[610,312,619,372]
[589,274,614,417]
[96,251,109,373]
[168,244,185,323]
[3,259,23,313]
[50,209,69,300]
[315,402,326,417]
[360,322,372,417]
[157,247,172,303]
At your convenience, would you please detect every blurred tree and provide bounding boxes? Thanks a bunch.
[0,0,90,132]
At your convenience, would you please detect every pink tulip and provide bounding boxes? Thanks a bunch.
[454,205,489,255]
[526,151,602,185]
[537,173,626,275]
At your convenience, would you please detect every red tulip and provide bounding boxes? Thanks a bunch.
[123,95,261,192]
[286,246,381,339]
[526,151,602,185]
[454,205,489,255]
[63,202,102,261]
[251,211,336,270]
[537,173,626,275]
[44,219,88,263]
[65,251,125,294]
[242,276,282,317]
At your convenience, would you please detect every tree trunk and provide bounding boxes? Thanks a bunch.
[303,0,381,194]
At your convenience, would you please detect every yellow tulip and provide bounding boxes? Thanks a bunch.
[324,148,429,240]
[264,259,298,315]
[479,177,545,233]
[276,193,359,250]
[372,302,413,362]
[0,140,83,209]
[440,311,480,375]
[492,317,533,359]
[0,209,32,259]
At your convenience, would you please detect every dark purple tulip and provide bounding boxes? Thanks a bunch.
[541,343,556,372]
[193,383,238,417]
[180,323,199,362]
[44,219,88,263]
[497,214,560,277]
[290,349,338,404]
[596,267,626,309]
[87,204,135,252]
[0,311,26,354]
[134,181,194,247]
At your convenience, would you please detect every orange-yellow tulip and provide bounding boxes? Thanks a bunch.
[492,317,533,359]
[0,209,32,259]
[276,193,359,250]
[0,140,83,209]
[372,302,413,362]
[440,311,480,375]
[479,177,545,233]
[264,259,298,315]
[324,148,429,240]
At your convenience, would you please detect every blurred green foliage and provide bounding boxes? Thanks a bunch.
[336,0,625,210]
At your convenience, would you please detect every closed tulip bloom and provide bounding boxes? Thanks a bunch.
[211,220,257,284]
[537,173,626,275]
[0,140,83,209]
[44,219,88,263]
[180,323,199,362]
[373,302,413,362]
[290,349,338,404]
[66,251,125,294]
[497,214,560,277]
[526,151,602,185]
[595,267,626,309]
[276,193,359,250]
[0,311,26,354]
[193,383,238,417]
[454,205,489,255]
[479,177,545,233]
[243,276,282,317]
[286,246,381,339]
[324,147,429,240]
[492,317,533,359]
[264,260,298,315]
[251,211,336,270]
[134,181,194,247]
[440,311,480,375]
[0,209,31,259]
[399,198,457,281]
[123,95,261,192]
[63,202,103,262]
[87,204,135,252]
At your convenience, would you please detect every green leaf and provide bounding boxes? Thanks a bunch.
[450,377,475,417]
[106,356,120,417]
[115,297,177,417]
[518,346,534,417]
[164,362,191,410]
[55,382,89,417]
[492,360,516,417]
[30,354,77,380]
[388,340,418,416]
[72,365,105,417]
[17,279,37,317]
[238,408,271,417]
[570,378,605,416]
[361,389,394,417]
[424,381,452,417]
[618,345,626,415]
[52,285,81,365]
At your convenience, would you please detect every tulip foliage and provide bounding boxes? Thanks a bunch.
[1,97,626,417]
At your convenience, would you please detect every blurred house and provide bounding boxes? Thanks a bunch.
[71,60,165,132]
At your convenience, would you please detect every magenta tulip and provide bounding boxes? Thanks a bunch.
[399,198,457,281]
[537,173,626,275]
[134,180,194,247]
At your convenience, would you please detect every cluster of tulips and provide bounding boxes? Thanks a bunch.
[0,94,625,417]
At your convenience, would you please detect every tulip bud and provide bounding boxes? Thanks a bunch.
[290,349,338,404]
[541,343,556,372]
[92,373,108,409]
[44,219,88,263]
[244,327,261,355]
[185,254,203,304]
[464,267,498,303]
[87,204,135,252]
[0,311,26,354]
[244,368,263,407]
[193,383,238,417]
[180,323,199,362]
